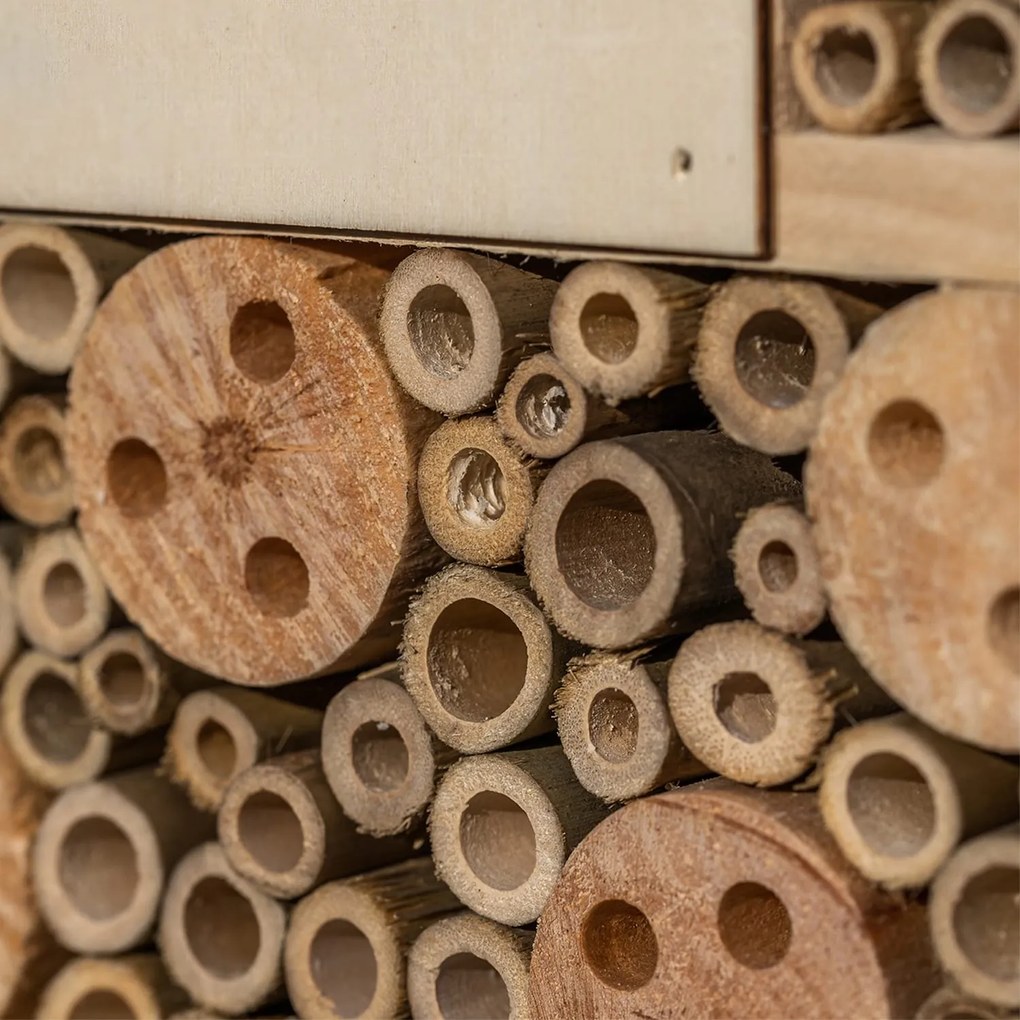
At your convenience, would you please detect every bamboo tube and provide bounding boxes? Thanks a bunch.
[524,431,799,649]
[693,276,881,454]
[0,394,72,526]
[0,224,145,374]
[408,912,534,1020]
[806,288,1020,752]
[930,826,1020,1009]
[66,237,445,686]
[322,664,457,836]
[916,985,1016,1019]
[283,858,460,1020]
[164,687,323,811]
[379,248,557,416]
[417,416,545,566]
[919,0,1020,138]
[791,2,930,133]
[218,749,420,899]
[528,780,940,1018]
[159,842,287,1016]
[35,955,190,1020]
[818,714,1019,889]
[669,621,895,787]
[555,651,707,803]
[0,522,24,673]
[731,499,827,635]
[549,262,710,402]
[430,746,610,926]
[403,564,573,753]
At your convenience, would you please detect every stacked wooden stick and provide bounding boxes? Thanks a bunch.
[0,200,1016,1020]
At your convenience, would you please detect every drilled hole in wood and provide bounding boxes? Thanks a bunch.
[230,300,296,384]
[988,586,1019,673]
[238,791,304,874]
[351,721,410,792]
[196,720,238,781]
[436,952,511,1020]
[106,438,168,518]
[44,561,86,628]
[734,310,816,410]
[244,537,309,618]
[24,671,91,762]
[714,672,777,744]
[408,284,475,379]
[846,752,936,857]
[1,245,76,341]
[718,881,792,970]
[459,791,536,892]
[184,876,261,980]
[447,449,507,527]
[310,919,378,1017]
[758,540,798,593]
[14,425,66,495]
[939,15,1014,113]
[580,294,639,365]
[59,816,139,921]
[68,991,136,1020]
[867,399,945,488]
[954,865,1020,983]
[588,688,639,764]
[813,25,878,106]
[517,373,571,439]
[582,899,658,991]
[98,652,146,708]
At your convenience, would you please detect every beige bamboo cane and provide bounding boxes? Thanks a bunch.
[0,521,25,673]
[916,984,1015,1019]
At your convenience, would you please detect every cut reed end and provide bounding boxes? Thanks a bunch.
[0,393,72,526]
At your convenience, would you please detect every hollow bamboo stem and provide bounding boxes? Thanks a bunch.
[0,393,72,526]
[0,521,25,673]
[915,984,1015,1019]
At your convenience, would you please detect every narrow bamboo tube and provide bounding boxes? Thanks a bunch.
[731,499,826,635]
[524,431,799,649]
[919,0,1020,137]
[528,780,940,1019]
[0,522,24,672]
[430,746,610,926]
[322,665,457,836]
[693,276,881,454]
[35,955,190,1020]
[819,714,1019,888]
[13,527,111,658]
[0,393,72,526]
[916,984,1015,1019]
[418,416,545,565]
[380,248,557,416]
[33,768,215,954]
[283,858,460,1020]
[0,224,145,374]
[218,749,420,899]
[791,2,930,133]
[549,262,710,402]
[408,912,534,1020]
[66,237,445,685]
[556,651,707,803]
[164,687,323,811]
[806,288,1020,752]
[930,826,1020,1009]
[159,842,287,1016]
[403,564,573,753]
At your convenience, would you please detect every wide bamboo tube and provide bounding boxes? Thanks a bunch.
[430,747,609,926]
[218,749,419,899]
[417,416,544,566]
[669,622,895,787]
[524,431,798,649]
[408,912,534,1020]
[792,2,930,133]
[0,522,24,673]
[283,858,460,1020]
[403,564,573,753]
[528,780,940,1019]
[159,841,287,1016]
[0,393,72,526]
[919,0,1020,137]
[0,224,144,374]
[916,985,1015,1019]
[693,276,881,454]
[556,651,707,803]
[164,687,323,811]
[549,262,710,402]
[819,714,1019,888]
[806,288,1020,752]
[66,236,445,685]
[380,248,557,417]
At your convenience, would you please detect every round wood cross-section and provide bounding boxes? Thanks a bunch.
[67,238,440,685]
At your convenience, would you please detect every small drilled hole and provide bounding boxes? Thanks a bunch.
[714,672,777,744]
[734,310,816,410]
[954,865,1020,983]
[846,752,936,858]
[516,373,571,440]
[351,721,410,792]
[758,540,798,594]
[59,816,139,921]
[310,919,378,1017]
[13,426,66,495]
[68,990,136,1020]
[98,652,146,708]
[23,671,91,762]
[196,720,238,781]
[1,245,76,342]
[459,791,536,892]
[237,791,304,874]
[244,537,309,618]
[230,300,296,384]
[938,15,1014,114]
[436,952,511,1020]
[868,400,945,488]
[184,876,261,980]
[579,294,639,365]
[408,285,475,379]
[672,147,693,179]
[43,561,86,628]
[582,899,658,991]
[106,439,167,518]
[718,882,792,969]
[447,449,507,527]
[587,688,639,764]
[988,586,1019,674]
[813,25,878,106]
